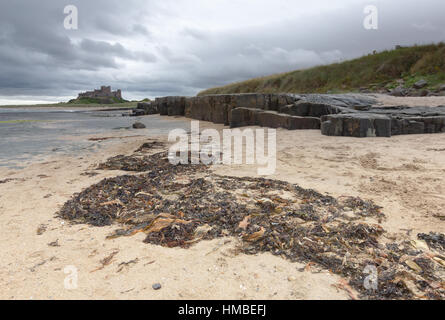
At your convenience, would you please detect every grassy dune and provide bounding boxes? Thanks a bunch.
[198,43,445,95]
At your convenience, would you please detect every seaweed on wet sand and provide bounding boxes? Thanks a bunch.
[96,151,205,175]
[418,233,445,251]
[135,141,166,153]
[0,178,15,184]
[58,143,445,300]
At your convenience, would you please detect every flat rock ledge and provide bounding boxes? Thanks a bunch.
[134,94,445,138]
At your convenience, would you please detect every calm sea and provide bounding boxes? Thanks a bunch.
[0,108,189,169]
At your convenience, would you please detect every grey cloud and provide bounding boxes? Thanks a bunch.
[180,27,209,41]
[80,39,128,55]
[93,16,153,37]
[78,39,156,64]
[132,24,151,36]
[0,0,444,102]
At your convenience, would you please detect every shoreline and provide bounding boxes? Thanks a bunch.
[0,103,137,110]
[0,116,444,299]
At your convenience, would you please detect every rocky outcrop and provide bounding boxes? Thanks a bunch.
[286,115,321,130]
[230,107,320,130]
[387,81,445,97]
[230,107,262,128]
[321,114,391,137]
[280,102,344,117]
[136,102,158,115]
[183,94,300,125]
[321,106,445,137]
[131,109,146,117]
[135,92,445,138]
[152,96,186,116]
[257,111,320,130]
[390,116,445,135]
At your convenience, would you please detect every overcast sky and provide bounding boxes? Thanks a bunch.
[0,0,444,104]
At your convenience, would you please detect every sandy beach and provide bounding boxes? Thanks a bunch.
[3,0,445,304]
[1,97,444,300]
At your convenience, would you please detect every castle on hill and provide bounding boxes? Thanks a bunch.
[78,86,122,99]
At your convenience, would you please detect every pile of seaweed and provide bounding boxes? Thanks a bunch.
[97,141,170,173]
[58,144,445,300]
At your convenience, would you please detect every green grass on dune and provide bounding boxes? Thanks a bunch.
[198,43,445,95]
[68,97,130,104]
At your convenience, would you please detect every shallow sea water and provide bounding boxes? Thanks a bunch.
[0,108,189,169]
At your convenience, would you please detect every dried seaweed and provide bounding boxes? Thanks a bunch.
[0,178,15,184]
[96,151,204,174]
[135,141,166,153]
[418,233,445,251]
[58,143,445,300]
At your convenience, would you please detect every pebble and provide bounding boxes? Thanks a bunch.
[152,283,162,290]
[288,276,297,282]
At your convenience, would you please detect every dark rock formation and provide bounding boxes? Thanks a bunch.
[419,89,429,97]
[321,114,391,137]
[136,102,158,115]
[132,122,146,129]
[413,79,428,89]
[152,96,186,116]
[321,105,445,137]
[131,109,146,117]
[181,94,301,125]
[390,86,407,97]
[257,111,321,130]
[134,92,445,138]
[256,111,289,129]
[230,108,262,128]
[285,115,321,130]
[230,107,320,130]
[280,102,343,117]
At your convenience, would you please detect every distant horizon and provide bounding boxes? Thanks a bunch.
[0,87,138,106]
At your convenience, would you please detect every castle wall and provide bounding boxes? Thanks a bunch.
[78,86,122,99]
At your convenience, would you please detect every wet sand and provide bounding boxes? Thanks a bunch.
[1,103,444,300]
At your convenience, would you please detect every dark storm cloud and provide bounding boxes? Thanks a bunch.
[0,0,444,103]
[157,0,445,94]
[0,0,158,99]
